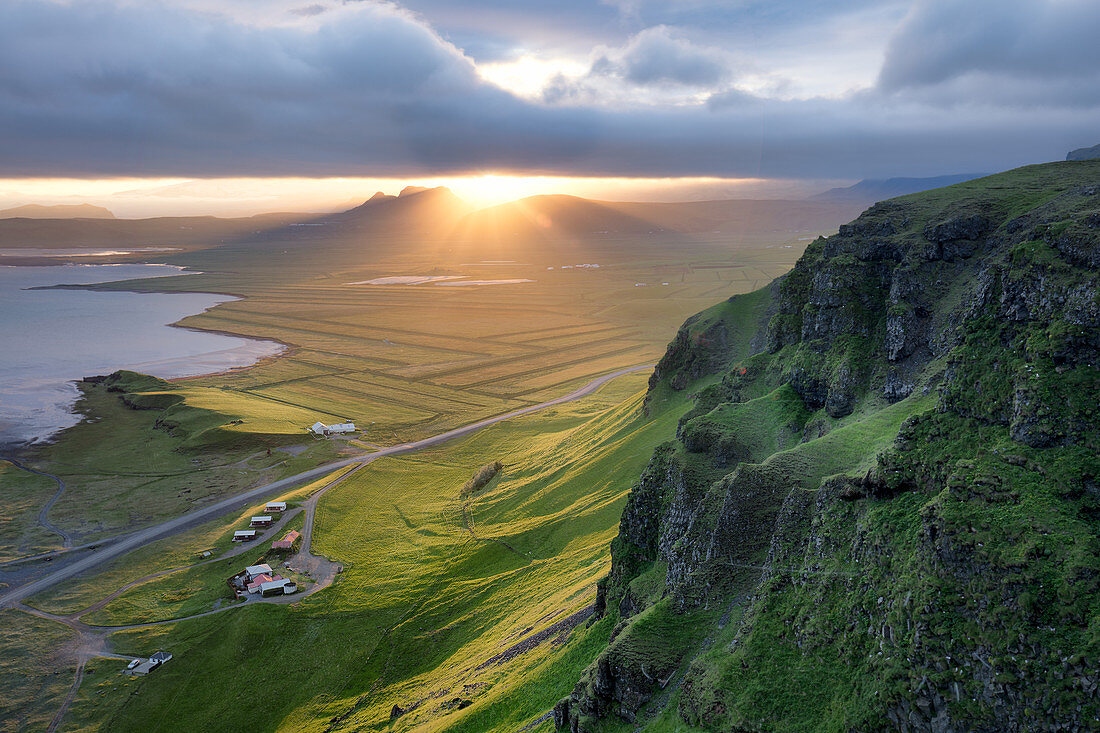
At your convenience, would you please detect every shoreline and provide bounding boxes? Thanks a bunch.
[159,325,296,383]
[28,266,300,379]
[0,263,296,447]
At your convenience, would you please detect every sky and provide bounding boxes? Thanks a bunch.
[0,0,1097,215]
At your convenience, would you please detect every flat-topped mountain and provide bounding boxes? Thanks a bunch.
[0,203,115,219]
[335,185,471,232]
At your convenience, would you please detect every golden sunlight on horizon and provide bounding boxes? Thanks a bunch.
[0,173,842,218]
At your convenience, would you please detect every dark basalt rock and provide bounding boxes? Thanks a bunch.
[923,214,991,244]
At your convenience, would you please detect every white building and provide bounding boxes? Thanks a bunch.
[265,501,287,513]
[310,421,356,436]
[259,579,298,597]
[245,564,273,581]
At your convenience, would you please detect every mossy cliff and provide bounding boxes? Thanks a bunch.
[556,161,1100,732]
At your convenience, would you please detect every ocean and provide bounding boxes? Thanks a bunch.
[0,264,282,447]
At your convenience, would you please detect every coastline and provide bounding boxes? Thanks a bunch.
[30,267,300,379]
[0,263,293,447]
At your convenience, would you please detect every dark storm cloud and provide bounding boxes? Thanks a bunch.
[878,0,1100,93]
[396,0,900,57]
[591,26,734,87]
[0,0,1097,180]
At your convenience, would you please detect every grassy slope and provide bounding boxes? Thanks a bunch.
[561,160,1100,732]
[56,372,691,732]
[0,609,77,733]
[0,461,60,562]
[2,233,809,551]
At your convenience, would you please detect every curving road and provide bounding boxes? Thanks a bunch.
[1,456,73,548]
[0,364,652,609]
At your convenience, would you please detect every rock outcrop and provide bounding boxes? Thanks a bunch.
[557,161,1100,732]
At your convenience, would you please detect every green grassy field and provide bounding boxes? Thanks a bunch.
[0,203,830,731]
[90,234,809,450]
[26,469,344,617]
[0,461,61,563]
[2,231,811,552]
[0,609,77,732]
[45,372,690,732]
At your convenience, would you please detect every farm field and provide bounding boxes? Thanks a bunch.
[86,229,813,449]
[0,194,832,557]
[0,193,841,731]
[0,608,78,733]
[42,371,691,732]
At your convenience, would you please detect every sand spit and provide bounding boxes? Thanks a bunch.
[345,275,466,285]
[436,279,535,286]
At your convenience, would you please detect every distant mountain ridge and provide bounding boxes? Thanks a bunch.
[453,194,864,242]
[0,203,115,219]
[1067,143,1100,161]
[813,174,984,203]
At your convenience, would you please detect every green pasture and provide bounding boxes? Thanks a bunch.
[51,372,689,731]
[27,468,347,617]
[0,461,62,563]
[0,609,77,733]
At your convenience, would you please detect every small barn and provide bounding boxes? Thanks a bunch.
[250,515,273,527]
[264,501,287,513]
[126,651,172,676]
[233,530,258,542]
[271,530,301,551]
[260,579,298,597]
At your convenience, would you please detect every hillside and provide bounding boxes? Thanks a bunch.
[555,162,1100,731]
[0,203,115,219]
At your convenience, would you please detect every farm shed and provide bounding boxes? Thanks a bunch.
[250,515,273,527]
[310,421,356,436]
[233,530,258,542]
[265,501,287,513]
[272,530,301,550]
[260,579,298,597]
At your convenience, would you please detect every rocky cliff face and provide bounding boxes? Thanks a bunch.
[556,162,1100,732]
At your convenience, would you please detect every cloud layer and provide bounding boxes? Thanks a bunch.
[0,0,1097,180]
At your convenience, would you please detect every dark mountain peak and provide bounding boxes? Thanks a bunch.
[321,185,470,236]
